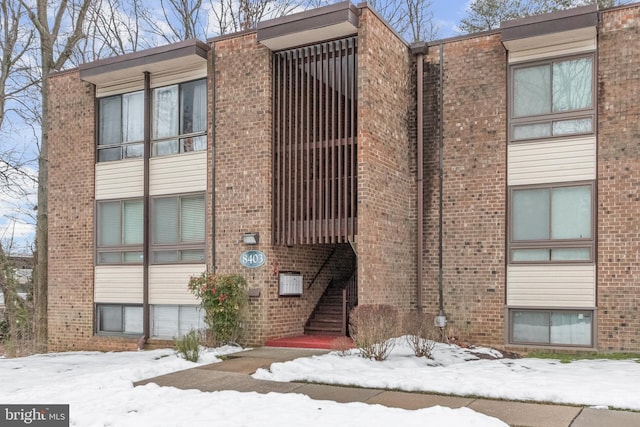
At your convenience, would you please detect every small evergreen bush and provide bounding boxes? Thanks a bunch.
[174,329,201,362]
[349,304,399,361]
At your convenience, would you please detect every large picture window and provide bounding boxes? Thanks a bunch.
[152,79,207,157]
[96,304,143,335]
[98,91,144,162]
[509,183,593,263]
[510,309,593,347]
[510,55,594,142]
[151,194,205,263]
[96,199,143,264]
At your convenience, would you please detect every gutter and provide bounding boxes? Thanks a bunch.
[140,71,151,348]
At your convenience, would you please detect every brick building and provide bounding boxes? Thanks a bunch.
[47,2,639,352]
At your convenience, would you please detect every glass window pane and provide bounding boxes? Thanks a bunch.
[551,248,590,261]
[180,135,207,153]
[180,80,206,134]
[99,97,121,146]
[123,200,143,245]
[512,249,550,262]
[512,311,550,343]
[551,186,591,239]
[153,197,178,244]
[550,312,591,346]
[99,305,123,332]
[154,250,178,263]
[152,140,178,157]
[181,196,205,243]
[125,143,144,158]
[513,65,551,117]
[180,249,205,262]
[122,91,144,142]
[123,251,143,263]
[153,85,179,139]
[178,306,204,337]
[512,188,550,240]
[152,305,179,338]
[513,123,551,140]
[97,252,122,264]
[124,306,144,334]
[552,118,592,136]
[552,58,592,112]
[98,147,122,162]
[98,201,121,247]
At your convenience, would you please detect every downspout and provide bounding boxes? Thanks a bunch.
[410,42,427,313]
[435,44,447,327]
[140,71,151,349]
[210,45,216,273]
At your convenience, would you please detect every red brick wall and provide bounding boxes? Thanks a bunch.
[422,35,507,346]
[597,5,640,351]
[48,70,136,352]
[212,33,355,346]
[357,7,417,311]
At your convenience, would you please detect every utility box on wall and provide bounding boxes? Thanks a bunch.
[279,272,303,296]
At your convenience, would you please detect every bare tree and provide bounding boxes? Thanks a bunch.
[405,0,439,42]
[20,0,92,354]
[142,0,207,43]
[209,0,300,35]
[73,0,147,64]
[0,0,35,131]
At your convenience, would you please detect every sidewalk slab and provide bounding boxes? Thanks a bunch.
[468,399,581,427]
[366,391,473,410]
[292,383,383,404]
[199,357,279,374]
[571,408,640,427]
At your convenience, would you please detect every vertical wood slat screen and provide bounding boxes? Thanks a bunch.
[273,37,358,246]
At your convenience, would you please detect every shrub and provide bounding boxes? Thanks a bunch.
[0,317,8,343]
[403,312,437,359]
[188,272,248,345]
[349,304,399,361]
[174,329,201,362]
[331,336,355,357]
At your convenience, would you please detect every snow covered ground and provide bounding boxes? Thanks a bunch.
[254,338,640,411]
[1,338,638,426]
[0,345,507,427]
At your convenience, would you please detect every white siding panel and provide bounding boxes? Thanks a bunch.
[149,264,206,305]
[94,266,143,303]
[149,151,207,195]
[96,78,144,98]
[507,30,596,63]
[507,264,595,307]
[95,160,144,199]
[150,64,207,88]
[508,137,596,185]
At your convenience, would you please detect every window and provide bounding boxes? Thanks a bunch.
[510,55,594,141]
[152,79,207,157]
[151,194,205,263]
[510,309,593,347]
[96,304,143,335]
[97,199,143,264]
[98,91,144,162]
[509,183,593,263]
[151,305,204,338]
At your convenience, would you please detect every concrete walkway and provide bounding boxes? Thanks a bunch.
[134,347,640,427]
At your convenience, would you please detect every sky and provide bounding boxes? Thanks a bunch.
[432,0,472,38]
[1,338,639,426]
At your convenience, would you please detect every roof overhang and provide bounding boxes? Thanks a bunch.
[257,1,359,51]
[501,5,598,50]
[79,39,209,86]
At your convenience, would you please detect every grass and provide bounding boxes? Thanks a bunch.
[527,351,640,363]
